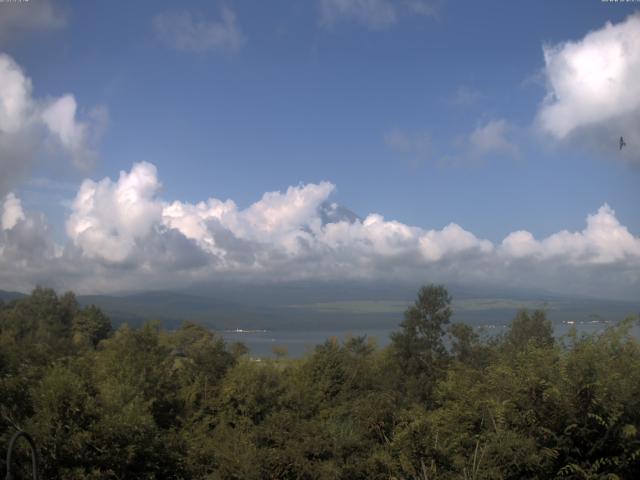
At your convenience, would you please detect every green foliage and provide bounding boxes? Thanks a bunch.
[72,304,112,348]
[390,284,453,402]
[1,287,639,479]
[27,363,97,478]
[448,322,493,368]
[504,308,554,352]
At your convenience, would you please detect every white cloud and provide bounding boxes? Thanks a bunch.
[499,230,538,259]
[242,182,334,238]
[419,223,493,262]
[41,95,103,169]
[0,163,611,297]
[0,53,33,133]
[1,193,25,231]
[319,0,437,30]
[468,119,520,159]
[537,13,640,161]
[62,163,492,277]
[0,192,61,293]
[0,53,105,195]
[440,119,520,166]
[163,181,335,265]
[0,163,638,297]
[0,0,66,45]
[501,204,640,265]
[66,162,164,263]
[0,53,41,194]
[153,8,245,54]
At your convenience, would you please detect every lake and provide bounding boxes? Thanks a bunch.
[220,320,637,358]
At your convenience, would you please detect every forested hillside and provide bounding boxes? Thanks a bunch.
[1,286,639,479]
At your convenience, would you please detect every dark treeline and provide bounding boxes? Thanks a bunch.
[0,285,639,479]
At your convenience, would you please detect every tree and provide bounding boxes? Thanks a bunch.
[91,323,181,477]
[164,322,236,414]
[72,305,112,347]
[344,335,376,358]
[448,322,491,367]
[3,286,640,479]
[390,284,452,400]
[27,364,97,478]
[504,309,554,353]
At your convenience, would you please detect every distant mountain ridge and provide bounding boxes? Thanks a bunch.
[0,290,27,302]
[3,287,638,333]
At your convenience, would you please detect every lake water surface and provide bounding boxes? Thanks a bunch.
[220,321,637,358]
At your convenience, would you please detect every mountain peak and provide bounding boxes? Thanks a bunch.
[318,201,361,225]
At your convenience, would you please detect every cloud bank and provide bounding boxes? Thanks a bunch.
[1,162,638,298]
[537,13,640,162]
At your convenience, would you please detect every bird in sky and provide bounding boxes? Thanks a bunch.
[619,136,626,150]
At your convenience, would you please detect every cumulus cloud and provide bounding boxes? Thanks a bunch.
[66,162,164,263]
[319,0,437,30]
[63,163,496,284]
[0,53,105,195]
[41,96,107,169]
[501,204,640,265]
[1,193,25,231]
[0,0,66,45]
[0,53,38,193]
[153,8,245,54]
[0,162,633,297]
[0,191,62,292]
[537,13,640,161]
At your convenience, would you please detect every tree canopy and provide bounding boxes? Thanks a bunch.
[1,285,639,479]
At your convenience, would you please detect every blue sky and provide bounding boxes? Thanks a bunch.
[0,0,639,298]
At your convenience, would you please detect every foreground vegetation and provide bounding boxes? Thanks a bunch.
[0,286,639,479]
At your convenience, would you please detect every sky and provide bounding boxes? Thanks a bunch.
[0,0,639,299]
